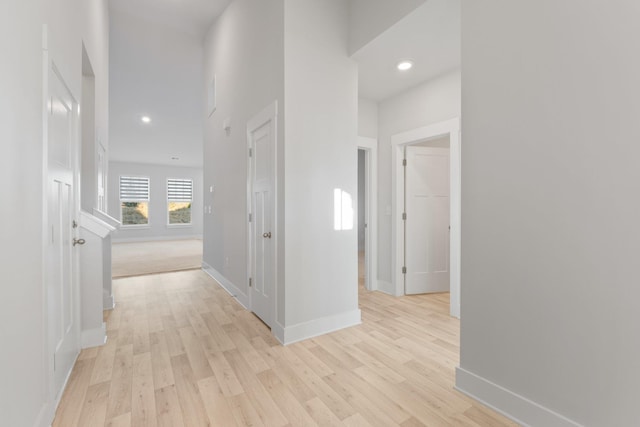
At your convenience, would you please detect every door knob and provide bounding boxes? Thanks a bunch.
[262,232,272,239]
[73,238,86,246]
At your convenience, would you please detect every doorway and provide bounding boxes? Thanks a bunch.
[44,36,82,404]
[247,102,278,329]
[357,137,378,292]
[404,139,450,295]
[392,118,461,317]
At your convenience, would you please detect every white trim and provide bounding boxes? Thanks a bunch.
[92,208,120,228]
[455,367,583,427]
[275,309,362,346]
[376,280,394,296]
[202,262,249,310]
[103,290,115,310]
[81,322,107,348]
[391,117,461,318]
[80,210,115,238]
[357,137,378,292]
[246,101,279,328]
[111,234,202,244]
[118,223,151,230]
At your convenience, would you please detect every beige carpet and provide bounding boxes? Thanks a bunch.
[112,239,203,278]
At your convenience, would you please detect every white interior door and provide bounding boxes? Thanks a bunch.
[249,112,275,328]
[47,62,80,399]
[405,146,450,294]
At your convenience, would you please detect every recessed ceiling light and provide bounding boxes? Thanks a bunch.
[397,60,414,71]
[141,116,151,123]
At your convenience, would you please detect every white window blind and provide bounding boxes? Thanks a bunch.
[167,178,193,202]
[120,176,150,201]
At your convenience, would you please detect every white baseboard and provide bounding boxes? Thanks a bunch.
[201,262,249,310]
[112,234,203,244]
[103,293,115,310]
[34,401,52,427]
[455,367,582,427]
[275,309,362,346]
[81,322,107,349]
[376,280,394,295]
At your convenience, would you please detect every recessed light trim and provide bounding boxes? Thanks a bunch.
[141,116,151,123]
[397,60,414,71]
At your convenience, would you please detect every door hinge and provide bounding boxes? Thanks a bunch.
[402,159,407,167]
[249,148,253,157]
[249,278,252,288]
[402,212,407,221]
[402,266,407,274]
[249,213,252,222]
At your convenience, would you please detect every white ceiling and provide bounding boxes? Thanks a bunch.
[353,0,461,102]
[109,0,230,39]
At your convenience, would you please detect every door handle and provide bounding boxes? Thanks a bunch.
[262,232,272,239]
[73,238,86,246]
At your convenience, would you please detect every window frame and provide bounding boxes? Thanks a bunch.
[119,175,151,227]
[166,177,193,227]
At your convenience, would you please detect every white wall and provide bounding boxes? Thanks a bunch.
[458,2,640,426]
[348,0,426,55]
[202,0,285,309]
[0,0,109,425]
[283,0,360,337]
[108,161,203,242]
[202,0,358,342]
[376,70,460,291]
[358,98,378,138]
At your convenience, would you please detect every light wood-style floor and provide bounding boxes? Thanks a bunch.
[52,269,516,427]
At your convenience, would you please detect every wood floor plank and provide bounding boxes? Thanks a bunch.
[131,352,158,427]
[150,331,175,390]
[197,376,237,427]
[106,344,133,420]
[304,396,344,426]
[105,412,132,427]
[155,384,185,427]
[76,381,110,427]
[170,353,211,427]
[178,325,215,381]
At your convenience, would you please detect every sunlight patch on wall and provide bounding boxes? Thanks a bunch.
[334,188,354,231]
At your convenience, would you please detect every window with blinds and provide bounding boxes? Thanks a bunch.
[119,176,150,226]
[167,178,193,225]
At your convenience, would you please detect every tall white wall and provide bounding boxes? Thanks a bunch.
[358,98,378,138]
[348,0,426,55]
[0,0,109,425]
[108,161,203,242]
[377,70,460,291]
[458,2,640,426]
[202,0,285,306]
[0,3,46,426]
[283,0,360,335]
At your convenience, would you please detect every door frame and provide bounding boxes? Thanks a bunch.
[41,25,83,416]
[391,117,461,318]
[246,101,278,326]
[357,137,378,291]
